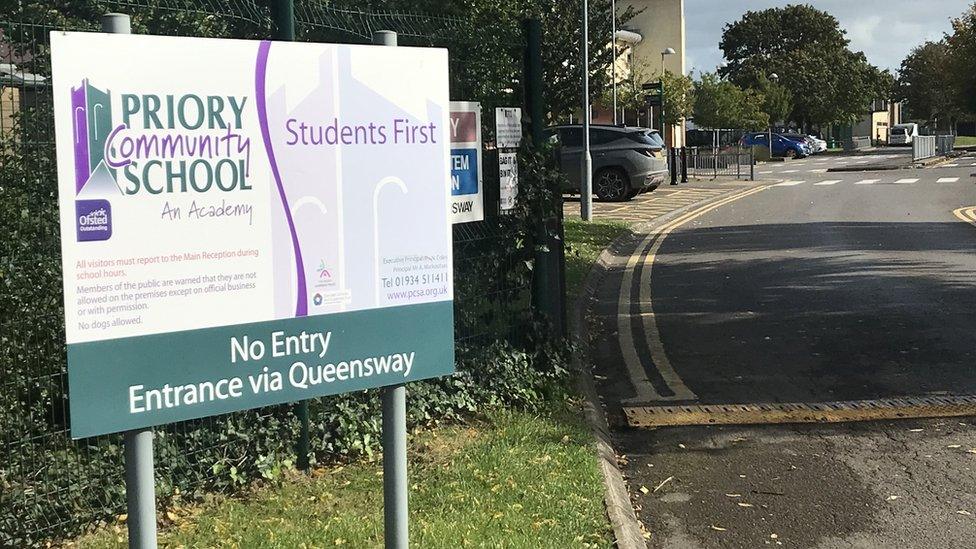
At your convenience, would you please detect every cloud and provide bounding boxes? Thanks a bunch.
[685,0,967,74]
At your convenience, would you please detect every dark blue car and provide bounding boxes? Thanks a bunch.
[740,132,810,158]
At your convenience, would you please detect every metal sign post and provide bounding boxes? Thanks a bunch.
[581,0,593,221]
[102,14,158,549]
[373,30,409,549]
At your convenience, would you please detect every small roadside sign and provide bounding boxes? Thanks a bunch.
[494,107,522,149]
[449,101,483,223]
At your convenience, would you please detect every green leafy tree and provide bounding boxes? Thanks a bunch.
[755,73,792,126]
[609,62,693,126]
[718,4,891,128]
[660,70,695,126]
[692,72,767,130]
[895,41,960,129]
[947,3,976,117]
[333,0,633,122]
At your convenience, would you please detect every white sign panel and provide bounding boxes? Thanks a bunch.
[52,32,455,437]
[494,107,522,149]
[499,151,518,212]
[449,101,483,223]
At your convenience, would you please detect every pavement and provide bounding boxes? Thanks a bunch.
[579,152,976,548]
[563,185,742,224]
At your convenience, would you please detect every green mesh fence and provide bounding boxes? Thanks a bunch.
[0,1,539,545]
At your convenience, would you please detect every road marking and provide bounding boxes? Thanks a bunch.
[953,206,976,227]
[854,179,879,185]
[944,163,959,167]
[938,177,960,183]
[808,168,828,173]
[758,170,773,174]
[894,178,919,184]
[814,180,841,186]
[773,180,804,186]
[781,169,799,173]
[617,185,770,403]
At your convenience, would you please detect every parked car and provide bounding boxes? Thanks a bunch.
[807,135,828,153]
[774,133,826,154]
[545,125,668,201]
[740,132,811,158]
[890,123,919,146]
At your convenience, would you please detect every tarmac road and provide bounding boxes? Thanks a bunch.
[585,155,976,547]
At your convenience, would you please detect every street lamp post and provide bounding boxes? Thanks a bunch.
[768,72,779,159]
[611,0,617,125]
[659,47,675,145]
[581,0,592,221]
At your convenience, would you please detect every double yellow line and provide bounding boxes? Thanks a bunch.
[619,184,769,404]
[953,206,976,227]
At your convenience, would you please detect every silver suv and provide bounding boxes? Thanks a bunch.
[546,125,668,201]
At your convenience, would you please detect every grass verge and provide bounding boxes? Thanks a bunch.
[954,135,976,147]
[78,403,611,548]
[564,218,631,304]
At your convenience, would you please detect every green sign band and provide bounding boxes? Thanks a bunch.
[68,301,455,438]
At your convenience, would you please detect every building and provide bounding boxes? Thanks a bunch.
[592,0,687,147]
[829,100,902,146]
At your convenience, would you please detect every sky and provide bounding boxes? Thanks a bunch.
[684,0,970,75]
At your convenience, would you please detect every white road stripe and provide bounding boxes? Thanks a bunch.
[943,163,959,167]
[781,169,799,173]
[894,178,919,184]
[937,177,960,183]
[814,180,841,186]
[774,180,804,187]
[758,171,773,174]
[808,168,828,173]
[854,179,879,185]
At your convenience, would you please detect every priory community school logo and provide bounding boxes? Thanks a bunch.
[71,78,118,242]
[69,77,254,243]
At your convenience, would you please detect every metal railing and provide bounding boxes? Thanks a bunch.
[913,135,937,161]
[680,147,754,180]
[936,135,956,156]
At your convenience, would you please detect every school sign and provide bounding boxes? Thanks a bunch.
[52,32,455,438]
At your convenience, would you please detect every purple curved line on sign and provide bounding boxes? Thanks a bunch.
[256,40,307,317]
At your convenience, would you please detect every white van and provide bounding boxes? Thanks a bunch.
[889,123,919,146]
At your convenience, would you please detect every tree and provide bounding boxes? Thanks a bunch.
[718,5,891,128]
[895,41,959,129]
[14,0,630,123]
[692,73,768,130]
[755,73,792,126]
[609,62,694,127]
[947,3,976,117]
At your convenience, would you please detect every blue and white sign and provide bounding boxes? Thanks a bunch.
[449,101,483,223]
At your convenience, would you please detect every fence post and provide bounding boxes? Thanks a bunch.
[750,146,755,181]
[102,12,157,549]
[736,146,741,179]
[670,147,678,185]
[271,0,310,474]
[525,18,565,335]
[680,146,688,183]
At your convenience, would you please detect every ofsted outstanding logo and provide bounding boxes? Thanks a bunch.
[72,78,121,242]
